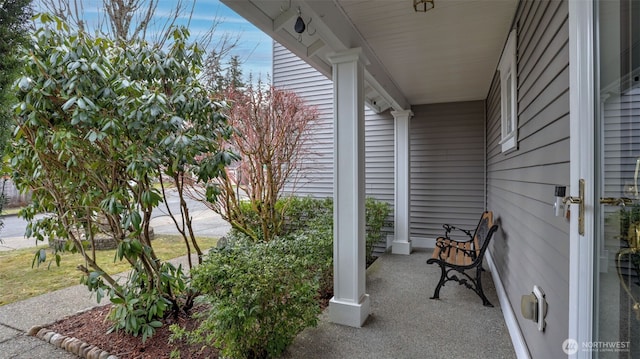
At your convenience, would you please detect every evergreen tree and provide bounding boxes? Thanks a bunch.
[203,49,226,92]
[203,53,246,93]
[227,55,244,89]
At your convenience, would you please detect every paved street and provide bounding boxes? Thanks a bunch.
[0,189,230,251]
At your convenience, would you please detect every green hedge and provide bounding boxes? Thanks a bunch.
[231,195,390,262]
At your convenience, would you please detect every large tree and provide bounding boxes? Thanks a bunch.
[0,0,32,229]
[11,15,235,339]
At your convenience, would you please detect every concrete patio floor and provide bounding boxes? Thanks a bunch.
[283,248,517,359]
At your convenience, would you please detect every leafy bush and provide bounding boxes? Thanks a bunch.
[281,196,333,233]
[103,262,190,342]
[231,195,389,263]
[365,197,390,264]
[173,196,388,357]
[173,233,328,358]
[227,196,333,242]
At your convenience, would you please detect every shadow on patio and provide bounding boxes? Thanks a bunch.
[283,248,516,359]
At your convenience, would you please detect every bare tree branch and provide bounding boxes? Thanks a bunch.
[191,82,319,242]
[38,0,198,45]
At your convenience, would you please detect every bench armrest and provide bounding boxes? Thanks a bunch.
[442,224,473,239]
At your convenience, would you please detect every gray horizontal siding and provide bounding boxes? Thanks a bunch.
[410,101,486,241]
[274,41,334,198]
[603,93,640,198]
[601,92,640,265]
[486,1,570,358]
[273,42,395,211]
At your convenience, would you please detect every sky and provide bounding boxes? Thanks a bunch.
[32,0,273,81]
[167,0,273,80]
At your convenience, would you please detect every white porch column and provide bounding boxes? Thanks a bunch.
[328,48,370,328]
[392,110,413,255]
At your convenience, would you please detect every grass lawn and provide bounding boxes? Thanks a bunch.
[0,235,218,306]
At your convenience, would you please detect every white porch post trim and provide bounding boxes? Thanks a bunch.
[392,110,413,255]
[568,1,595,357]
[327,48,370,327]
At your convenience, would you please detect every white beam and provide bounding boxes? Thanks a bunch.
[328,48,370,328]
[301,1,410,111]
[392,109,413,255]
[273,5,296,32]
[307,39,326,57]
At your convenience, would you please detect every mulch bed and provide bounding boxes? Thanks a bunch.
[47,304,218,359]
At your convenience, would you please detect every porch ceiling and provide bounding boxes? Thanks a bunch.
[221,0,518,112]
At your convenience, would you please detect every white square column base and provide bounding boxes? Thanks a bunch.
[392,239,413,255]
[329,294,371,328]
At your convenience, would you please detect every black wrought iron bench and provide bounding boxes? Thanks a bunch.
[426,211,499,307]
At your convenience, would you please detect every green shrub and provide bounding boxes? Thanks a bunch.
[103,261,189,342]
[228,196,333,241]
[281,196,333,233]
[365,197,390,264]
[229,196,389,262]
[282,227,334,302]
[173,234,326,358]
[177,196,388,357]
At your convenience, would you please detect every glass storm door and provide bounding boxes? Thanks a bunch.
[595,1,640,357]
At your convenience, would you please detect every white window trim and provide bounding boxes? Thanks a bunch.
[498,29,518,153]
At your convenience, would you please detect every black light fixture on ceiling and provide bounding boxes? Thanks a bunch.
[413,0,435,12]
[294,7,306,34]
[292,6,315,42]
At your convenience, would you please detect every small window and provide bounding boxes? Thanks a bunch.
[498,29,518,153]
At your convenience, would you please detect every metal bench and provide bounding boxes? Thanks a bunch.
[426,211,499,306]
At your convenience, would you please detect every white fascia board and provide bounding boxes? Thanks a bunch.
[222,0,333,78]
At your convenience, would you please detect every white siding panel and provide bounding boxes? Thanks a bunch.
[273,42,395,210]
[486,1,570,358]
[274,42,334,198]
[410,101,486,240]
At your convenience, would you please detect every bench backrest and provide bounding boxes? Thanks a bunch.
[473,211,494,258]
[473,211,497,260]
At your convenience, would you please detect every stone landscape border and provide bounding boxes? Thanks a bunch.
[27,308,118,359]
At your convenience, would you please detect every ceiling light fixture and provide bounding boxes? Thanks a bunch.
[294,7,306,34]
[413,0,435,12]
[292,7,315,42]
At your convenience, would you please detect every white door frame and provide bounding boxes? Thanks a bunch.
[568,1,595,357]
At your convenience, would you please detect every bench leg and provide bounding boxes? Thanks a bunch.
[429,261,446,300]
[475,266,493,307]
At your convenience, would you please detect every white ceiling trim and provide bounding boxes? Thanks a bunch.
[221,0,410,113]
[221,0,518,111]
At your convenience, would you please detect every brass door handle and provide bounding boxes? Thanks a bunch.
[563,179,585,235]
